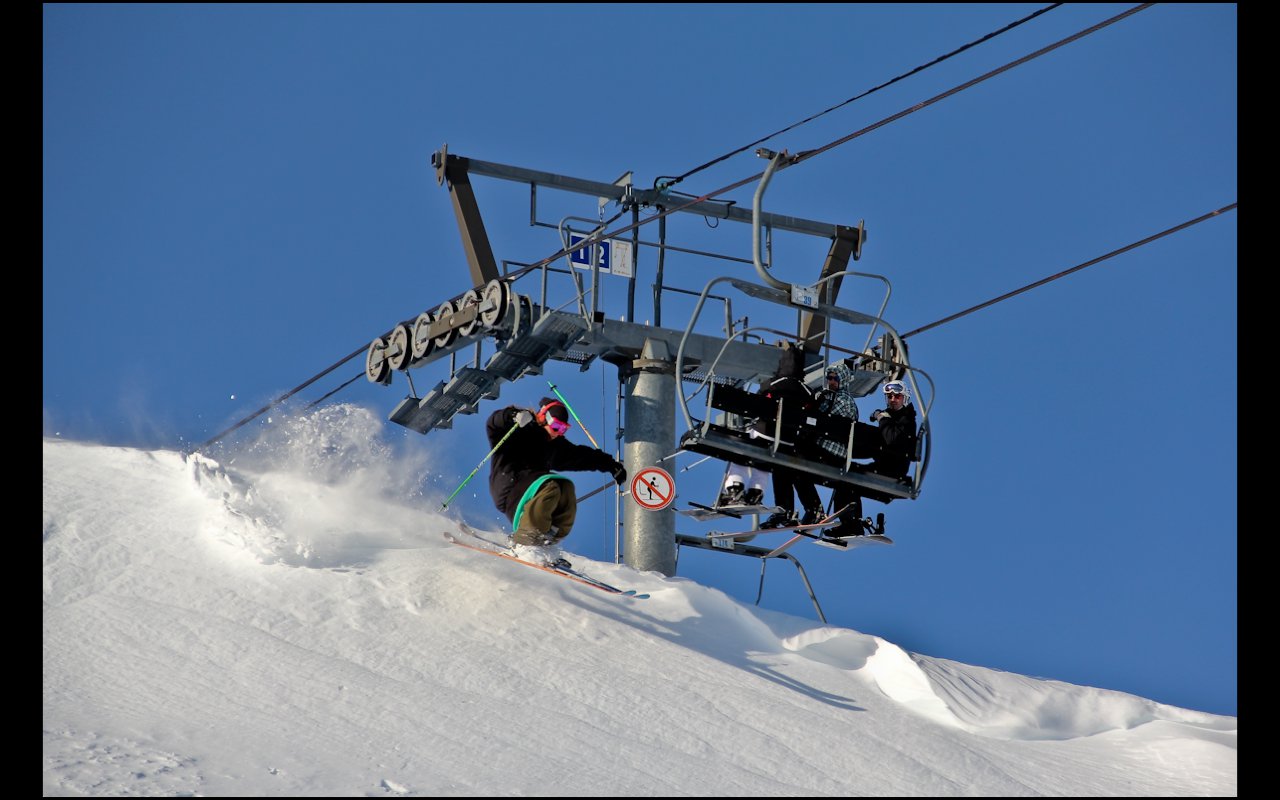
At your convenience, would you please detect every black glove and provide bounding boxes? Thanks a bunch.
[871,409,889,422]
[611,461,627,486]
[513,409,534,427]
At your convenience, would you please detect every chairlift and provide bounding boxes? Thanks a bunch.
[673,275,933,506]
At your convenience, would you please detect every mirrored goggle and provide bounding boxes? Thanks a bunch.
[547,417,572,435]
[883,381,907,396]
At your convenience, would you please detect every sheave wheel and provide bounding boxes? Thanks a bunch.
[365,337,390,384]
[411,311,435,361]
[479,279,509,329]
[432,300,458,350]
[386,323,412,371]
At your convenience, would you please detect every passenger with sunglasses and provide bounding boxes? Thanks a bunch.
[484,397,626,567]
[861,378,917,481]
[813,376,918,538]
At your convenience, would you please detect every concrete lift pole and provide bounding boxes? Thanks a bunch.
[621,339,677,576]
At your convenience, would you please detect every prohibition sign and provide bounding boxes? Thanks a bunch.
[631,467,675,511]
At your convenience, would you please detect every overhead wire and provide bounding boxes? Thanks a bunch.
[790,4,1155,167]
[899,202,1238,340]
[191,344,367,453]
[506,4,1155,287]
[655,3,1065,191]
[304,372,367,410]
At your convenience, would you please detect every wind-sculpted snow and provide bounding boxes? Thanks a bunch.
[910,655,1238,741]
[778,627,964,728]
[43,434,1236,796]
[775,623,1236,744]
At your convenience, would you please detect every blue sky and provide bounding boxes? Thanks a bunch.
[43,4,1236,715]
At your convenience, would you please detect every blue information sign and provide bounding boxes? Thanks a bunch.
[569,234,612,273]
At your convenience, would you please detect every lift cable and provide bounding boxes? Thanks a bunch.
[304,371,367,410]
[656,3,1065,191]
[790,3,1154,165]
[900,202,1238,340]
[507,3,1155,286]
[190,345,366,454]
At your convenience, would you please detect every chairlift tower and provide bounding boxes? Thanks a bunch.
[364,146,930,583]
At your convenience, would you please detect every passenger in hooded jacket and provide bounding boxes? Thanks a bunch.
[806,360,864,535]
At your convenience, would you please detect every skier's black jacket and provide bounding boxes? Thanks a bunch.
[484,405,618,521]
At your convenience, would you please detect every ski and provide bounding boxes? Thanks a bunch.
[706,520,827,539]
[766,526,894,557]
[761,509,889,558]
[444,526,650,600]
[709,503,854,542]
[676,501,782,523]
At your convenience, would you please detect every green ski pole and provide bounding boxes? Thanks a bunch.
[547,381,630,503]
[547,381,602,450]
[441,422,520,511]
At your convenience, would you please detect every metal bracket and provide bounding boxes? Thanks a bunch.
[675,534,826,623]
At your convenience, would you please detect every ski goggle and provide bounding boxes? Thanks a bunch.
[546,416,571,436]
[882,380,907,396]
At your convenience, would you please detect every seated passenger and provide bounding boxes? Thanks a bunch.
[763,361,864,531]
[747,342,813,453]
[716,466,766,508]
[851,377,918,479]
[806,361,865,535]
[754,343,822,528]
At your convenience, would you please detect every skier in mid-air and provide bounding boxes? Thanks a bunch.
[485,397,625,567]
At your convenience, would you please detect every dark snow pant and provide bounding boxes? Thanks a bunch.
[828,484,863,528]
[771,468,822,516]
[813,448,864,529]
[513,479,577,546]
